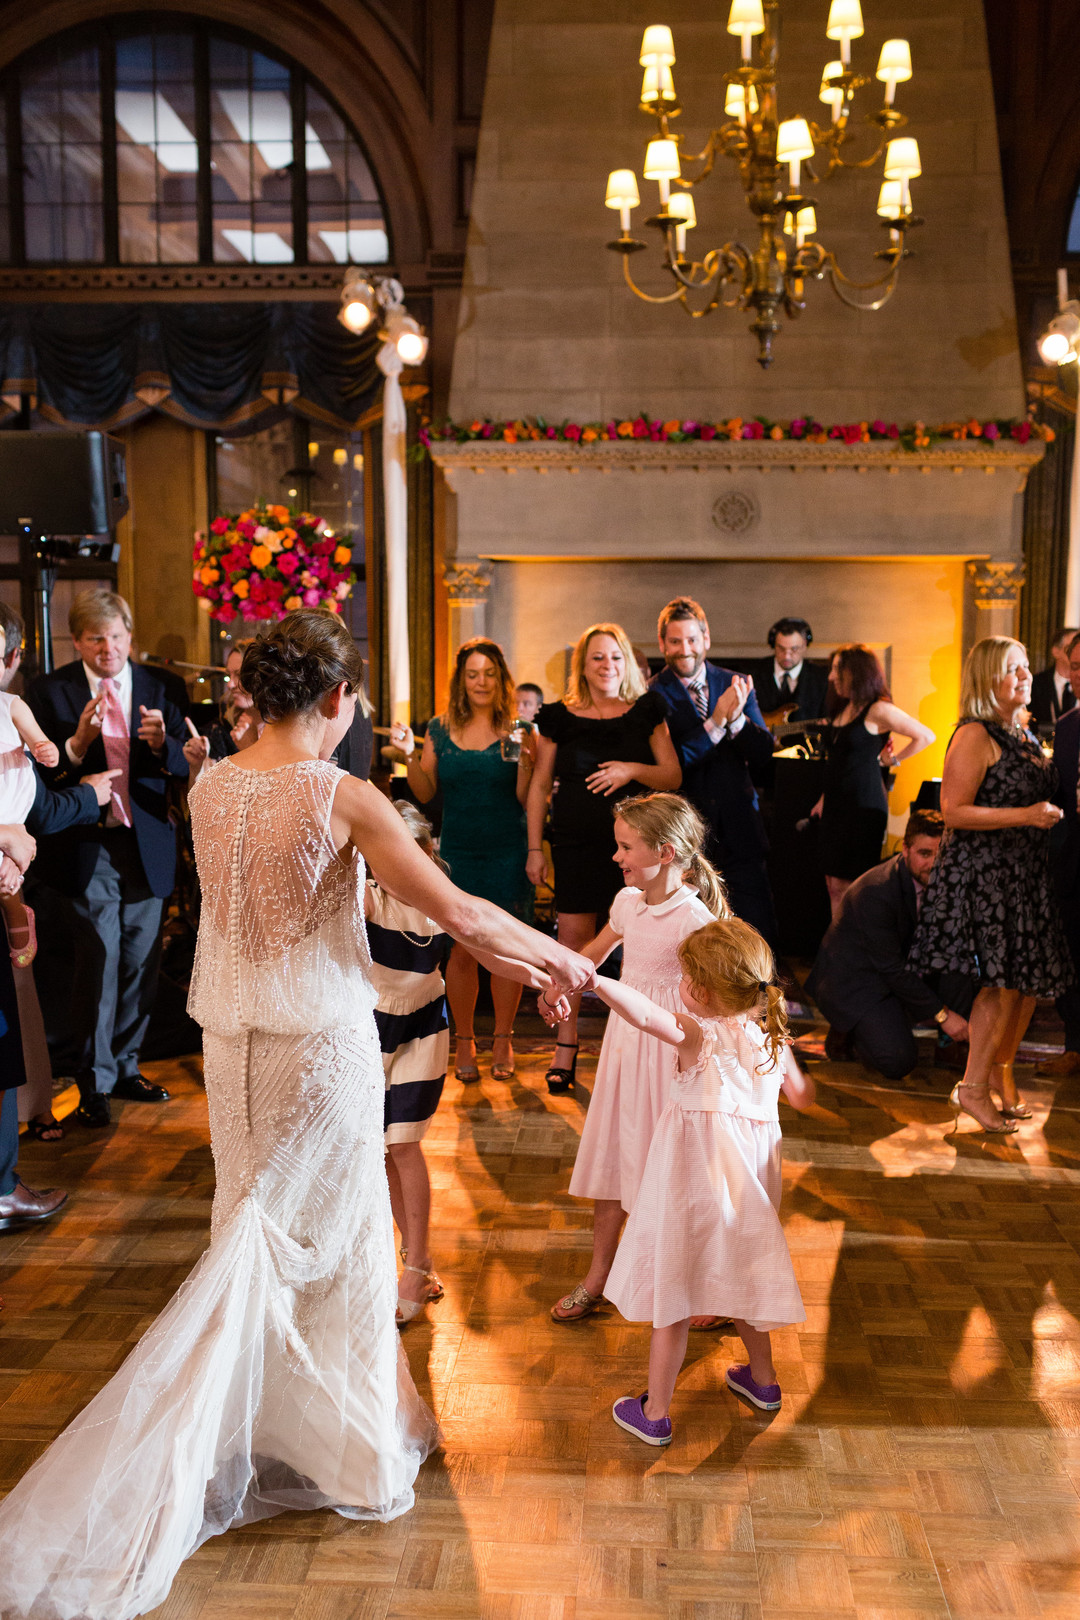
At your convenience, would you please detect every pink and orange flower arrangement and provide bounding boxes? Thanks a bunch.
[421,413,1055,454]
[192,504,356,624]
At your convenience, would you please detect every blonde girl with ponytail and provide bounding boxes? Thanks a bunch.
[548,792,732,1328]
[581,916,815,1446]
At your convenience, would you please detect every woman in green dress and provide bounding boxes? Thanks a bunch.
[395,638,535,1081]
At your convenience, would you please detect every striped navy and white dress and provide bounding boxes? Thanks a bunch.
[366,883,450,1144]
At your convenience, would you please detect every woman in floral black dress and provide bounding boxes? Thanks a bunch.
[909,637,1071,1133]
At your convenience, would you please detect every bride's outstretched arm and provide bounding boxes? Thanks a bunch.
[333,777,595,997]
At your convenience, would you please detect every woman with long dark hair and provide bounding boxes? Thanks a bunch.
[394,636,535,1081]
[812,643,934,917]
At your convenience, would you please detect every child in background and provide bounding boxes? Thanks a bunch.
[0,686,58,965]
[366,801,451,1325]
[548,792,729,1328]
[596,917,814,1445]
[368,800,570,1324]
[515,683,544,725]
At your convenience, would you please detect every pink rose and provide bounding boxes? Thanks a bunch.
[210,517,230,535]
[303,587,321,606]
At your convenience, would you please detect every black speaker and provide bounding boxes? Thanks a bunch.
[0,431,128,534]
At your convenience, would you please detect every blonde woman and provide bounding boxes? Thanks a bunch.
[394,637,534,1082]
[909,637,1071,1133]
[527,623,681,1091]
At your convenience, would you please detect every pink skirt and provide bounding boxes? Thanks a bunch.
[604,1103,805,1331]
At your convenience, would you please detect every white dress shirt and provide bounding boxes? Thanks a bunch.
[773,658,804,695]
[1055,670,1071,716]
[65,659,133,765]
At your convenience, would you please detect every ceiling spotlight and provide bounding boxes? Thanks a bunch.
[338,273,375,333]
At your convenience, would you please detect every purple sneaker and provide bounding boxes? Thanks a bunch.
[612,1392,673,1447]
[725,1363,782,1411]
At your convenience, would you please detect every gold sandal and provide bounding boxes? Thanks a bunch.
[396,1263,445,1325]
[550,1282,604,1322]
[949,1082,1019,1135]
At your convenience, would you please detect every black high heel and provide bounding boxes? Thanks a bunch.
[546,1041,579,1095]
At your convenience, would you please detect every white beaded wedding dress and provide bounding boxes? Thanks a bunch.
[0,758,437,1620]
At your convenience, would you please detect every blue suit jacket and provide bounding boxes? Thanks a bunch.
[650,663,774,860]
[26,660,189,899]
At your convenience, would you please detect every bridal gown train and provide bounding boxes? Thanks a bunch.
[0,758,437,1620]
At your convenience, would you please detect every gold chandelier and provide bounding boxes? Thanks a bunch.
[605,0,922,367]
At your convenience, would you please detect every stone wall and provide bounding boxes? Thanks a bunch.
[450,0,1025,425]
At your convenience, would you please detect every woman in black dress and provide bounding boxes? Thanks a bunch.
[526,622,681,1090]
[812,643,934,918]
[909,637,1071,1133]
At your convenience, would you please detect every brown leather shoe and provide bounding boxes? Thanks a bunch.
[0,1176,68,1232]
[1038,1051,1080,1077]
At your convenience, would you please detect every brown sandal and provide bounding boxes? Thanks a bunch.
[550,1282,604,1322]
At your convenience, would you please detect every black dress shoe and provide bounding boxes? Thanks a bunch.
[75,1093,111,1128]
[0,1176,68,1231]
[111,1075,170,1103]
[823,1027,852,1062]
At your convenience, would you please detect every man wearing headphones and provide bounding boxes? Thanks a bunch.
[751,617,829,723]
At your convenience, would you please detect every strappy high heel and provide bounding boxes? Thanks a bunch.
[546,1041,579,1095]
[949,1081,1019,1136]
[396,1263,445,1326]
[454,1035,480,1083]
[491,1031,516,1080]
[990,1061,1033,1119]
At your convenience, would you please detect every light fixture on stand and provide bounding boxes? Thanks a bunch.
[1038,269,1080,367]
[337,271,429,725]
[605,1,923,366]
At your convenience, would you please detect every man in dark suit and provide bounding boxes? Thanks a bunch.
[750,617,829,723]
[651,597,777,944]
[27,589,189,1127]
[1046,630,1080,1076]
[1030,626,1079,732]
[806,809,975,1081]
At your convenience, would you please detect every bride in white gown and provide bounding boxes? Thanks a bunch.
[0,610,591,1620]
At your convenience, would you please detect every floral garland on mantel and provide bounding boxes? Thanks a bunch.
[421,412,1055,453]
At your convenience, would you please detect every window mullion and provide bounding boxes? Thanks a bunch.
[290,69,306,265]
[194,24,212,263]
[100,36,118,264]
[8,65,24,266]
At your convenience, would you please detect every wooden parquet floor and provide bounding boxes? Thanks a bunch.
[5,1045,1080,1618]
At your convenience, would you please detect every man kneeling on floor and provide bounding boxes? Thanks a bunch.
[806,809,975,1081]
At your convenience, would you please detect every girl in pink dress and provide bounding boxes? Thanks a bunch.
[546,793,728,1325]
[594,916,814,1446]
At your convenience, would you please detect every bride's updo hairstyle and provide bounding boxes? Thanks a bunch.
[240,609,365,721]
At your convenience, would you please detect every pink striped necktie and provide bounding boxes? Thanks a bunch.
[99,677,132,828]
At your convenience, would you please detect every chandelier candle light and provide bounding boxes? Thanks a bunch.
[605,1,922,366]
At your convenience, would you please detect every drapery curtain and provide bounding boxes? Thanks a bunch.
[1020,404,1074,667]
[0,302,381,434]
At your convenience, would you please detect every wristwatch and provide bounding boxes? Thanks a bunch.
[933,1007,949,1026]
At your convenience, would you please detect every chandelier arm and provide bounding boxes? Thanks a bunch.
[667,253,722,291]
[819,250,904,312]
[622,254,688,305]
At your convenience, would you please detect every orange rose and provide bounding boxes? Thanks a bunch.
[281,535,295,549]
[503,428,517,443]
[278,526,297,543]
[617,421,634,437]
[333,544,352,565]
[233,579,250,599]
[199,567,218,585]
[662,418,681,435]
[582,426,598,442]
[769,424,784,440]
[249,544,272,569]
[285,594,302,611]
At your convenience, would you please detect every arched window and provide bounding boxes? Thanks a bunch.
[1,16,390,267]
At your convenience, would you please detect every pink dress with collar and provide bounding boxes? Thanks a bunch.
[604,1015,805,1331]
[569,883,713,1208]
